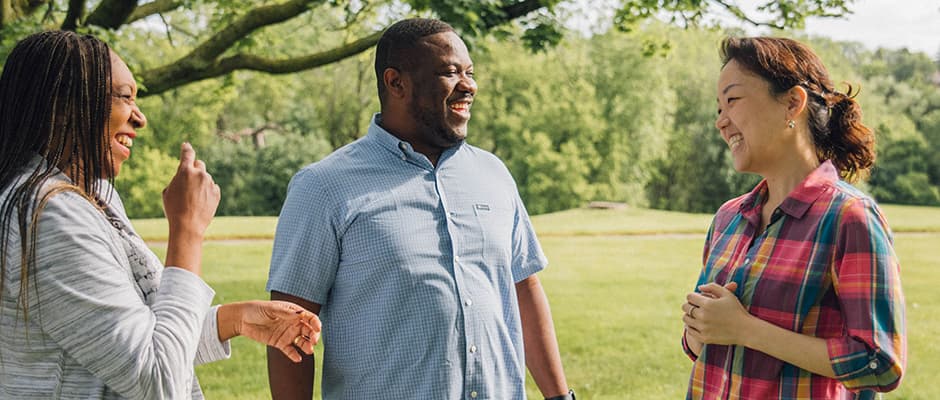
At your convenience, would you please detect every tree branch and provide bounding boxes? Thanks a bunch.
[498,0,546,24]
[85,0,139,29]
[127,0,181,24]
[137,0,550,96]
[1,0,13,28]
[217,123,281,142]
[140,30,382,95]
[189,0,325,63]
[712,0,785,29]
[2,0,50,28]
[61,0,85,30]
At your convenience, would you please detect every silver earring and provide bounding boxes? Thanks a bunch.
[787,120,796,129]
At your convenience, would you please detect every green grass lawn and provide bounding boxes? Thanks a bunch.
[142,205,939,399]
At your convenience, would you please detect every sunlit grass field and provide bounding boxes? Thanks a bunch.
[142,205,940,399]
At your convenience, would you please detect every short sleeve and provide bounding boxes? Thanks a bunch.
[509,186,547,283]
[825,198,905,392]
[266,168,341,305]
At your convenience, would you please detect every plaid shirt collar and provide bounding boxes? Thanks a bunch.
[739,160,839,226]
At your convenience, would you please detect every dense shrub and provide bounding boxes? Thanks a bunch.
[201,134,331,216]
[114,147,179,218]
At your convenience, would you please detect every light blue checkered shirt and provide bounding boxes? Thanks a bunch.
[267,114,548,399]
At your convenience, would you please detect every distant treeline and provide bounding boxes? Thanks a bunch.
[113,24,940,217]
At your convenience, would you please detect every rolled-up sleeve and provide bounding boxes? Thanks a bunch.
[35,192,216,399]
[681,220,716,361]
[681,332,699,361]
[194,305,232,365]
[826,198,906,391]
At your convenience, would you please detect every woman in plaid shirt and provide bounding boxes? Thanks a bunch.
[680,37,906,399]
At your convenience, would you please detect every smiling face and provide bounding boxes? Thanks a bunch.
[405,31,476,148]
[106,52,146,178]
[715,59,791,175]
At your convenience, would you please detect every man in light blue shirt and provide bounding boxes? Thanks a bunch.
[266,18,572,400]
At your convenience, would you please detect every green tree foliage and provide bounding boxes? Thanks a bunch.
[506,131,593,214]
[468,24,940,213]
[470,36,610,213]
[114,147,179,218]
[8,1,940,216]
[643,26,757,212]
[200,133,331,216]
[1,1,855,95]
[856,47,940,205]
[586,28,676,204]
[870,137,940,206]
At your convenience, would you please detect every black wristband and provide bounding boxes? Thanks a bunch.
[545,389,575,400]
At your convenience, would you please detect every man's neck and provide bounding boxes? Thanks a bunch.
[377,116,445,166]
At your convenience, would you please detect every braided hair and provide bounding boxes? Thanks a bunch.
[0,31,112,322]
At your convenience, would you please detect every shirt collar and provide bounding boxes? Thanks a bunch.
[365,113,464,167]
[740,160,839,220]
[366,113,409,157]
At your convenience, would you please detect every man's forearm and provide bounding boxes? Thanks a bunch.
[268,347,315,399]
[268,291,320,399]
[516,275,569,398]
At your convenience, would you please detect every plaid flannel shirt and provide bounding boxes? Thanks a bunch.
[683,161,906,399]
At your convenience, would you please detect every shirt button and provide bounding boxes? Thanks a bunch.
[869,361,878,370]
[464,299,473,307]
[469,345,477,353]
[470,391,478,398]
[744,258,751,264]
[454,255,460,263]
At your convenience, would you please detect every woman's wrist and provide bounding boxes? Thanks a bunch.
[737,313,764,349]
[164,230,204,274]
[216,302,244,342]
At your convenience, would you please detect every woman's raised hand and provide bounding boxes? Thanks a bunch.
[162,142,220,238]
[162,142,221,274]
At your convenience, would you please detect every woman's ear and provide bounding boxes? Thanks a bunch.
[785,85,809,120]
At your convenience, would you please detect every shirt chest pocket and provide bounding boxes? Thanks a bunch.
[466,202,513,262]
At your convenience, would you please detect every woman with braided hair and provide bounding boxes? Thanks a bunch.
[0,31,321,399]
[679,37,906,399]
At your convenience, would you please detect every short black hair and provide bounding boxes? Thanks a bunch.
[374,18,455,105]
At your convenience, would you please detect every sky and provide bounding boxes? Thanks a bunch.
[559,0,940,57]
[739,0,940,56]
